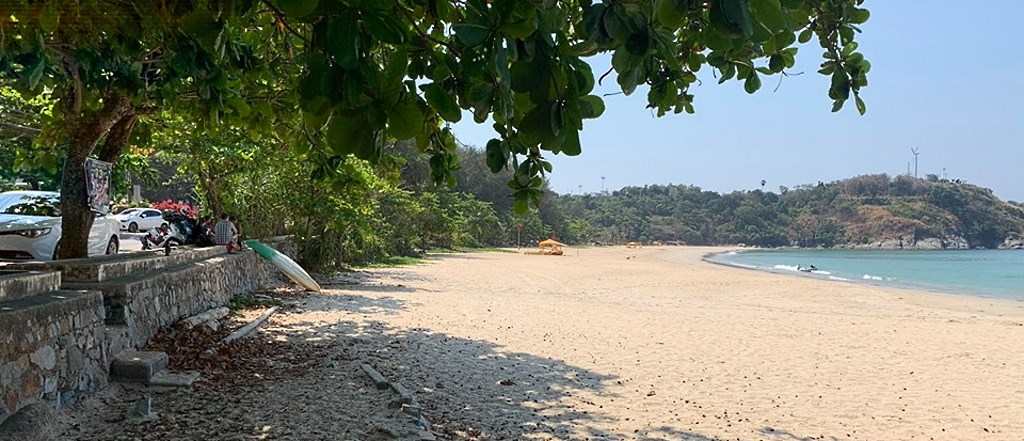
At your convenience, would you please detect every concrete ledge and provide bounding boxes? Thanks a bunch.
[7,246,227,283]
[0,271,61,302]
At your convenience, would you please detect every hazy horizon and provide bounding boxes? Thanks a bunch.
[452,1,1024,203]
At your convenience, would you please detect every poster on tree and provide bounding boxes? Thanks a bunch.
[85,158,112,214]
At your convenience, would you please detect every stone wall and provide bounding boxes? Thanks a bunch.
[0,238,297,427]
[98,248,290,350]
[0,289,108,422]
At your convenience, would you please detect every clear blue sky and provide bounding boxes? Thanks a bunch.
[452,1,1024,202]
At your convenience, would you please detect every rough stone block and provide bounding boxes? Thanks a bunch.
[110,351,168,383]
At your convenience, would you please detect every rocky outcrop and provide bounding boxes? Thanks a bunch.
[1000,236,1024,249]
[837,235,970,250]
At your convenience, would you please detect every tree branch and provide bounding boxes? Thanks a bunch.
[259,0,310,44]
[96,113,138,163]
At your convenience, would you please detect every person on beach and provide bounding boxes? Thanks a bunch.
[213,214,241,253]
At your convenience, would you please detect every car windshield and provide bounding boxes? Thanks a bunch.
[119,208,138,215]
[0,193,61,217]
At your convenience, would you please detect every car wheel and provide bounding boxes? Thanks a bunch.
[106,237,119,255]
[52,241,62,261]
[128,222,139,233]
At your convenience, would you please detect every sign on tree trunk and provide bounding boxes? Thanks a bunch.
[85,158,112,214]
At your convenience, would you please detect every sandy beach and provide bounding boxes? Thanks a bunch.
[310,246,1024,440]
[62,246,1024,440]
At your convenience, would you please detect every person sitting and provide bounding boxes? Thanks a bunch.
[213,214,241,253]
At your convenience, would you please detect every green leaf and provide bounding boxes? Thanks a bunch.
[363,14,406,45]
[561,129,582,156]
[500,13,538,39]
[423,83,461,122]
[39,4,60,33]
[829,72,850,100]
[327,112,376,159]
[855,95,867,115]
[485,139,509,172]
[798,28,813,43]
[327,16,360,70]
[388,98,424,140]
[655,0,689,29]
[513,196,529,214]
[848,8,870,25]
[578,95,605,119]
[25,58,46,90]
[744,73,761,93]
[719,0,754,37]
[276,0,319,18]
[750,0,786,32]
[452,23,490,47]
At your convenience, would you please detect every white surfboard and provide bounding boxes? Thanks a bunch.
[245,240,321,292]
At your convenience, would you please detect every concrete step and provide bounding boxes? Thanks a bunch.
[109,351,168,384]
[0,270,61,302]
[149,370,200,387]
[109,351,199,388]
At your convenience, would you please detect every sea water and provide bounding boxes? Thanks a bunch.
[710,249,1024,299]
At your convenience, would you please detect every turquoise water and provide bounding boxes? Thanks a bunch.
[710,249,1024,299]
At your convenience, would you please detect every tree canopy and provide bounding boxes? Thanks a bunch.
[0,0,871,258]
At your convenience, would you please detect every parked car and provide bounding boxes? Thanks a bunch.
[0,191,120,260]
[114,207,167,232]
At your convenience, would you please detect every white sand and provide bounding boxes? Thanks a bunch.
[305,246,1024,440]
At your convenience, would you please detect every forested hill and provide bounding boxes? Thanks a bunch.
[546,175,1024,250]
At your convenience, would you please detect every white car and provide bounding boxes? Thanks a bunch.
[115,207,167,232]
[0,191,120,260]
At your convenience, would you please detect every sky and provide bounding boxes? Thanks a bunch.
[451,1,1024,202]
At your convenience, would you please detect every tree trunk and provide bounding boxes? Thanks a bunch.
[56,95,134,260]
[202,171,225,219]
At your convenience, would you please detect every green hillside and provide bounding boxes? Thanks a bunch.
[550,174,1024,250]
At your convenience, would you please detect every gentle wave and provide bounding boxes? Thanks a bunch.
[731,263,759,269]
[772,264,831,276]
[714,249,1024,299]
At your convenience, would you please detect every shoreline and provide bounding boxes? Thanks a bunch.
[701,247,1024,304]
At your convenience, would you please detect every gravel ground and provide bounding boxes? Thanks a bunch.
[58,286,432,441]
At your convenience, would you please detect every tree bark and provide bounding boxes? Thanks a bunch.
[205,178,225,219]
[95,114,138,163]
[57,95,134,260]
[199,166,226,219]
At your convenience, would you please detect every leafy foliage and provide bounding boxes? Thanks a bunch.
[551,175,1024,249]
[0,0,871,258]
